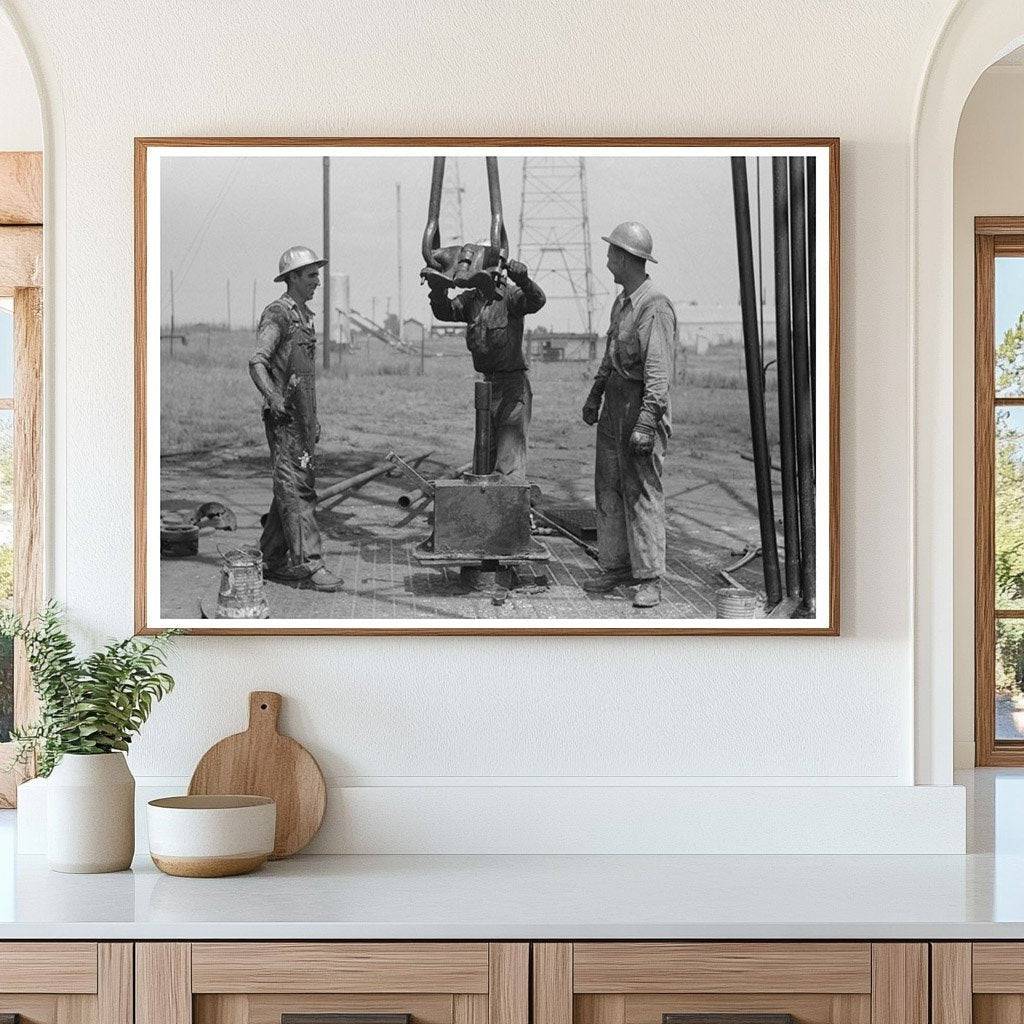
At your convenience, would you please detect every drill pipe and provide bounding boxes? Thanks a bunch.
[317,451,431,510]
[473,380,493,475]
[731,156,783,608]
[397,461,472,508]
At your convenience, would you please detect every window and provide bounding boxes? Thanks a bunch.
[0,152,42,806]
[976,220,1024,764]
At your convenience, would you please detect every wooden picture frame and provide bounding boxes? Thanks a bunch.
[135,137,840,636]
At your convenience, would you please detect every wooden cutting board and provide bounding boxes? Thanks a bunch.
[188,691,326,859]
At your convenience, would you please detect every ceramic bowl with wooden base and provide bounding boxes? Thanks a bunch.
[146,795,276,877]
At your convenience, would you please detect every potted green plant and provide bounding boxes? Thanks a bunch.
[2,603,178,873]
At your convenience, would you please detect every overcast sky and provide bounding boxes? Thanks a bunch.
[158,151,804,334]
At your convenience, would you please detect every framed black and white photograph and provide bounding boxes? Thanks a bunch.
[135,138,839,635]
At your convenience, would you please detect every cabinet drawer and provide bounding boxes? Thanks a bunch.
[535,943,926,1024]
[934,943,1024,1024]
[139,942,528,1024]
[572,943,872,994]
[0,942,98,993]
[191,943,490,993]
[0,942,130,1024]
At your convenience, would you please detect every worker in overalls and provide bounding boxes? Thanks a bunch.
[581,223,677,609]
[248,245,343,592]
[426,259,545,480]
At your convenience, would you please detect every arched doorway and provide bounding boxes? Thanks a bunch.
[914,0,1024,785]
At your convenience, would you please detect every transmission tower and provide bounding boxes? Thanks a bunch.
[440,157,465,246]
[516,156,601,357]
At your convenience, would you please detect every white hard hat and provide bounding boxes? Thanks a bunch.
[274,245,327,282]
[601,221,657,263]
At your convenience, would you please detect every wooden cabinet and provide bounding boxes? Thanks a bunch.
[533,944,928,1024]
[0,942,132,1024]
[136,943,528,1024]
[931,943,1024,1024]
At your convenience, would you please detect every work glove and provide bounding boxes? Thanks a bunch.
[629,425,656,458]
[582,381,605,426]
[506,259,530,285]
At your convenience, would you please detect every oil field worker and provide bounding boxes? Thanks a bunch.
[427,259,545,480]
[248,245,343,593]
[581,222,677,609]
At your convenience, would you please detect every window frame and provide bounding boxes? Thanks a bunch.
[975,218,1024,765]
[0,151,43,806]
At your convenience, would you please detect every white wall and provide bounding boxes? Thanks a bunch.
[0,8,39,151]
[952,65,1024,768]
[0,0,973,851]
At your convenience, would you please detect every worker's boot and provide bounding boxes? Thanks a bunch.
[632,578,662,608]
[302,566,345,593]
[581,568,633,594]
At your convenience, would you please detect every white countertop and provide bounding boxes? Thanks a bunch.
[1,770,1021,941]
[1,849,1023,940]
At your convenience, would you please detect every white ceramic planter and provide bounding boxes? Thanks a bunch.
[46,752,135,873]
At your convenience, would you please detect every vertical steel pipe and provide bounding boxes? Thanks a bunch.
[772,157,801,598]
[806,155,817,435]
[789,156,816,613]
[322,155,331,371]
[731,157,783,607]
[473,380,493,475]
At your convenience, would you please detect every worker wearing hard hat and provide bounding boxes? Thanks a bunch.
[248,245,344,593]
[426,258,546,480]
[581,222,677,609]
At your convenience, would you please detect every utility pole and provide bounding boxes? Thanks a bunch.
[168,269,175,358]
[226,278,231,331]
[396,183,403,350]
[323,155,331,372]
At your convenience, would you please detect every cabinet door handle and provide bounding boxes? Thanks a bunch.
[664,1016,797,1024]
[283,1015,412,1024]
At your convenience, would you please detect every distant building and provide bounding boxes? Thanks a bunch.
[402,317,426,346]
[675,302,777,355]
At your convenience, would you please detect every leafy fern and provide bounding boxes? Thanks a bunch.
[0,603,179,777]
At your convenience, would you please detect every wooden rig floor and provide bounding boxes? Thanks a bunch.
[159,449,772,623]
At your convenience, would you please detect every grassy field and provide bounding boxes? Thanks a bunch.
[160,325,776,478]
[158,325,794,619]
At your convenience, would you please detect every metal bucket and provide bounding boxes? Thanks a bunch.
[216,546,270,619]
[160,514,199,558]
[716,587,765,619]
